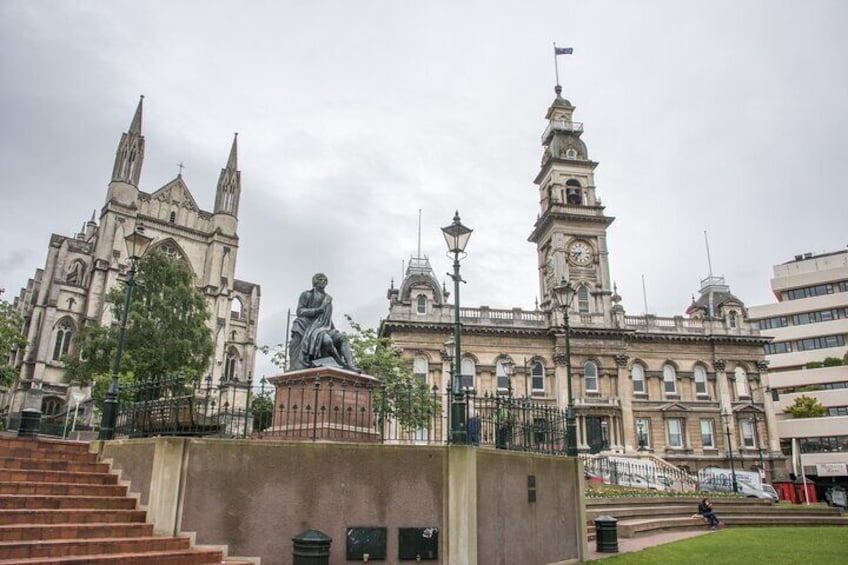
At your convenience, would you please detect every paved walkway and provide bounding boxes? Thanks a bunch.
[585,529,713,561]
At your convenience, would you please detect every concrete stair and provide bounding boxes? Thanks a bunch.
[0,436,244,565]
[587,496,848,538]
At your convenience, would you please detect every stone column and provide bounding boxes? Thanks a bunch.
[553,350,567,411]
[616,354,635,453]
[714,359,737,451]
[757,361,782,458]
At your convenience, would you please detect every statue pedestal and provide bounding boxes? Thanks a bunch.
[265,367,381,442]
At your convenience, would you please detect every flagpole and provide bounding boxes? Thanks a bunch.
[553,42,561,86]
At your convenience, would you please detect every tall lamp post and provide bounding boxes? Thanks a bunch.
[553,276,578,457]
[441,211,472,445]
[721,408,739,494]
[98,225,152,440]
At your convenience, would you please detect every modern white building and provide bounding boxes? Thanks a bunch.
[749,250,848,492]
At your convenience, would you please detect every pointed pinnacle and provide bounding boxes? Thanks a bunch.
[129,95,144,134]
[227,132,238,169]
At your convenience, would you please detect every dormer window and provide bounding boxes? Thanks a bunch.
[729,311,737,328]
[416,295,426,315]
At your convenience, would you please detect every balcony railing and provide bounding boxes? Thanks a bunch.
[541,120,584,144]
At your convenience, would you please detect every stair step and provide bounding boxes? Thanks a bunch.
[0,495,136,510]
[0,522,154,542]
[0,536,191,560]
[0,548,225,564]
[0,481,128,497]
[0,509,147,526]
[0,438,92,459]
[1,469,118,485]
[2,457,110,474]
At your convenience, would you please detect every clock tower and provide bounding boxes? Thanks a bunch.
[528,85,615,321]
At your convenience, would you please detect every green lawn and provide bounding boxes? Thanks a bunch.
[588,527,848,565]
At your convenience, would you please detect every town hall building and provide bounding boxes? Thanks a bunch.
[3,97,260,426]
[381,85,786,479]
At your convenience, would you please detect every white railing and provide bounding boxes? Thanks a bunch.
[541,120,584,143]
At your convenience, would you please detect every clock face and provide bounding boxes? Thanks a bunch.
[568,240,593,266]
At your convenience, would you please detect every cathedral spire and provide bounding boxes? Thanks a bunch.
[214,133,241,216]
[128,95,143,135]
[110,96,146,186]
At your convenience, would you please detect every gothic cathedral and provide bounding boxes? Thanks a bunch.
[4,97,260,424]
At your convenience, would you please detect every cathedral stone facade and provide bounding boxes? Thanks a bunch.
[381,86,786,478]
[3,97,260,424]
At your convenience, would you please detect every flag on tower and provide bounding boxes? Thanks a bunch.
[555,46,574,55]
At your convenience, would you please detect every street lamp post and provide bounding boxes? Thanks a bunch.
[553,276,578,457]
[98,225,152,440]
[441,211,472,445]
[721,409,739,494]
[636,420,647,451]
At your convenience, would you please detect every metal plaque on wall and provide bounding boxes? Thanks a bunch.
[346,527,387,560]
[398,527,439,560]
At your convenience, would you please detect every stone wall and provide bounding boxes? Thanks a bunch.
[98,438,584,565]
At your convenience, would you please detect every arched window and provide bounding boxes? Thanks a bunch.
[584,361,598,392]
[531,361,545,393]
[577,285,590,313]
[496,359,510,391]
[230,297,243,320]
[66,260,85,285]
[413,356,428,386]
[566,179,582,205]
[694,365,708,396]
[734,367,749,398]
[631,364,646,394]
[663,363,677,394]
[729,311,738,328]
[52,319,73,361]
[460,358,476,390]
[416,295,427,315]
[224,349,239,381]
[169,211,176,223]
[41,397,64,417]
[565,147,577,159]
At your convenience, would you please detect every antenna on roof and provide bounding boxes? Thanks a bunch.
[641,274,650,315]
[704,230,714,278]
[417,209,422,259]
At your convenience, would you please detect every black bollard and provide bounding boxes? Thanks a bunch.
[292,529,332,565]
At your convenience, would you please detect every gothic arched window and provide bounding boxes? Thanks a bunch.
[224,349,239,381]
[52,319,73,361]
[231,297,244,320]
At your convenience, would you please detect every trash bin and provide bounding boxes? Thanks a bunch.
[292,529,332,565]
[17,409,42,438]
[594,515,619,553]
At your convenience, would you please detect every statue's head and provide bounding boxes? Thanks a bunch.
[312,273,328,288]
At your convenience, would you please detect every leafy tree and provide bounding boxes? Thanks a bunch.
[344,316,441,431]
[251,390,274,432]
[822,357,843,367]
[785,395,827,418]
[66,250,214,385]
[0,292,27,387]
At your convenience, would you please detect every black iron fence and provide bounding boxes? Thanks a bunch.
[104,373,574,456]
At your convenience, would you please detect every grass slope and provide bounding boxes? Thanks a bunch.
[589,526,848,565]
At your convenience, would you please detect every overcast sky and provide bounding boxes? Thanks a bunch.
[2,1,847,380]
